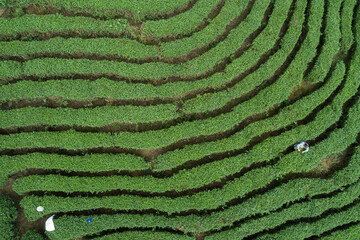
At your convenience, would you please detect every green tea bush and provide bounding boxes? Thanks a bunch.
[0,197,18,240]
[0,0,190,19]
[1,0,360,239]
[22,230,45,240]
[42,146,360,239]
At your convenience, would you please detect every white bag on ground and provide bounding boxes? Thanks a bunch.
[45,215,55,232]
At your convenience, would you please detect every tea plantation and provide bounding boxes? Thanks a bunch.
[0,0,360,239]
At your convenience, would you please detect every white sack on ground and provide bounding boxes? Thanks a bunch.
[45,215,55,232]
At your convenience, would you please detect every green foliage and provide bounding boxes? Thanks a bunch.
[340,0,357,53]
[1,0,360,239]
[42,146,360,239]
[0,61,22,79]
[304,0,342,83]
[208,182,360,240]
[93,231,194,240]
[0,104,178,128]
[0,0,312,163]
[0,153,149,187]
[159,0,250,58]
[155,14,334,171]
[0,0,288,103]
[22,230,45,240]
[11,61,347,198]
[0,0,30,8]
[321,223,360,240]
[0,38,160,59]
[0,1,268,83]
[16,94,360,221]
[255,202,360,240]
[0,197,18,240]
[0,0,189,19]
[0,0,251,60]
[182,0,317,114]
[0,0,268,96]
[142,0,219,38]
[0,14,128,37]
[0,1,332,155]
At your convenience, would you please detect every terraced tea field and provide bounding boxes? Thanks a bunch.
[0,0,360,239]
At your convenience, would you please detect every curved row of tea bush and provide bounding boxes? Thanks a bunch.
[182,0,329,114]
[1,54,358,172]
[1,53,340,147]
[0,0,250,58]
[156,0,253,58]
[321,222,360,240]
[24,179,360,237]
[154,28,358,172]
[340,0,357,53]
[0,15,128,39]
[0,0,275,91]
[0,0,322,154]
[40,146,360,239]
[0,153,149,186]
[140,0,221,38]
[22,151,360,230]
[254,202,360,240]
[14,93,360,217]
[0,0,221,49]
[181,0,308,114]
[9,61,346,195]
[154,0,348,167]
[93,231,194,240]
[207,179,360,239]
[0,0,192,20]
[304,0,342,84]
[0,0,262,64]
[0,2,270,84]
[0,38,161,61]
[0,56,343,186]
[0,0,324,161]
[0,0,297,104]
[209,16,360,237]
[20,154,360,222]
[1,1,359,239]
[0,76,343,151]
[0,104,178,128]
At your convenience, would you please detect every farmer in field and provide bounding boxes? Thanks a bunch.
[294,141,309,153]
